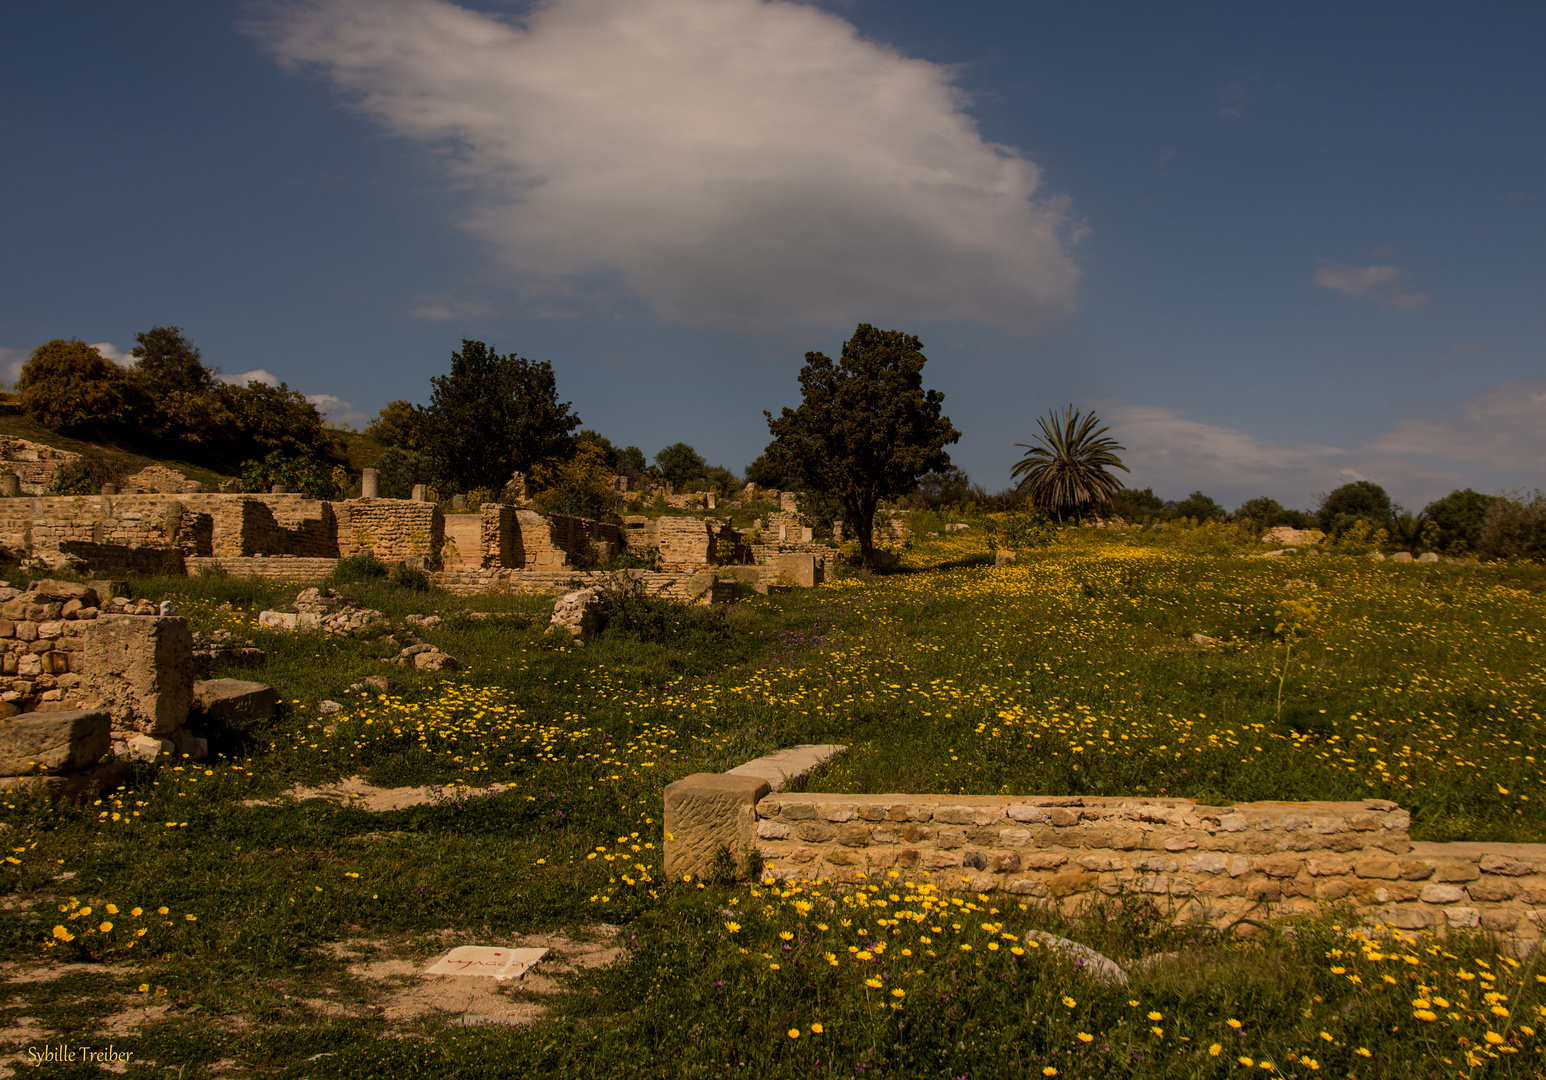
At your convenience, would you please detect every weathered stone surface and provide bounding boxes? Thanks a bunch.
[549,588,604,638]
[75,615,192,735]
[730,745,846,793]
[1419,883,1464,904]
[0,709,110,776]
[663,772,771,879]
[1479,854,1536,876]
[1466,878,1520,903]
[1355,858,1401,879]
[191,679,277,724]
[27,580,99,607]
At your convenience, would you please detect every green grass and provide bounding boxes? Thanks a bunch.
[1,526,1543,1076]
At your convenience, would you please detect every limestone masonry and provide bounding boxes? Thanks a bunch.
[665,773,1546,943]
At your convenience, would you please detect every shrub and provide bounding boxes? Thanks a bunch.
[1423,488,1500,553]
[531,442,615,519]
[1475,490,1546,560]
[592,573,730,646]
[1317,480,1393,536]
[390,563,432,591]
[240,451,341,499]
[331,553,389,585]
[17,339,137,432]
[371,445,433,500]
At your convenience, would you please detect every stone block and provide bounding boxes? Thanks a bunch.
[1419,883,1464,904]
[771,553,821,588]
[1480,854,1536,876]
[27,580,99,607]
[1480,910,1520,932]
[191,679,277,725]
[0,709,110,776]
[1355,858,1401,879]
[75,616,193,735]
[1435,862,1480,882]
[663,772,771,879]
[1445,907,1480,928]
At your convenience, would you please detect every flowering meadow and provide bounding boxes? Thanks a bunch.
[0,523,1543,1076]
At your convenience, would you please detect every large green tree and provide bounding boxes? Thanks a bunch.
[1011,406,1129,519]
[420,340,580,493]
[16,339,136,431]
[763,324,960,570]
[1316,480,1393,537]
[654,442,707,490]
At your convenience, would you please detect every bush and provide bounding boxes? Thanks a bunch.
[1171,491,1226,521]
[1423,488,1499,553]
[1475,490,1546,560]
[371,445,433,500]
[390,563,432,591]
[17,339,138,432]
[331,553,389,585]
[592,574,730,646]
[240,451,342,499]
[1317,480,1393,536]
[531,442,615,518]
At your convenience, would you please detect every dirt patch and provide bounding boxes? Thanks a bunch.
[337,927,625,1027]
[243,777,511,812]
[0,962,135,985]
[94,999,172,1037]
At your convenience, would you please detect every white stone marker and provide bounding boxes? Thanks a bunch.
[425,946,548,981]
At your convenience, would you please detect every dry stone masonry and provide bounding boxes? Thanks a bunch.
[665,774,1546,945]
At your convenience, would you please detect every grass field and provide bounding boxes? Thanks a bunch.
[1,522,1544,1077]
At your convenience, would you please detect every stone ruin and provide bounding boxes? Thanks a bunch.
[0,579,277,798]
[0,436,84,495]
[259,587,388,635]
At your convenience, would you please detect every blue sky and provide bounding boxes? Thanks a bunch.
[3,0,1542,510]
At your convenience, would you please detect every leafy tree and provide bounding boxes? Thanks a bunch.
[1234,496,1315,533]
[1423,488,1499,553]
[131,326,216,397]
[372,445,432,500]
[655,442,707,490]
[743,452,798,490]
[1011,406,1129,519]
[1111,486,1165,520]
[1316,480,1393,537]
[215,379,330,460]
[365,400,426,450]
[575,430,620,472]
[17,339,136,431]
[763,323,960,570]
[615,445,649,486]
[420,340,581,493]
[239,450,342,499]
[532,442,616,519]
[1172,491,1226,522]
[703,465,741,497]
[1476,490,1546,560]
[904,467,976,511]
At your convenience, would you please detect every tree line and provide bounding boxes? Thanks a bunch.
[11,326,1542,565]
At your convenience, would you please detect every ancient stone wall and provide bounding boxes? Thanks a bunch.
[0,436,83,494]
[431,566,722,602]
[666,782,1546,943]
[122,465,194,494]
[628,516,750,572]
[476,508,621,570]
[183,557,339,583]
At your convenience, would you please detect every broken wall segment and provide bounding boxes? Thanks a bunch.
[0,436,83,495]
[476,507,621,570]
[663,772,772,879]
[76,615,194,736]
[0,709,110,776]
[668,777,1546,942]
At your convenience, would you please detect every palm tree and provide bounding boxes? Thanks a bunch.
[1011,406,1130,519]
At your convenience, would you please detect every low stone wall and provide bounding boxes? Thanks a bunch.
[335,498,443,563]
[627,516,751,572]
[0,436,83,494]
[664,779,1546,943]
[185,557,339,583]
[431,567,725,602]
[476,508,621,570]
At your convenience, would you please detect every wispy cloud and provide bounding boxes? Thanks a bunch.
[0,348,27,385]
[405,294,496,321]
[248,0,1081,333]
[306,393,369,429]
[1312,262,1429,311]
[1097,381,1546,509]
[89,342,136,367]
[1366,379,1546,474]
[218,369,281,387]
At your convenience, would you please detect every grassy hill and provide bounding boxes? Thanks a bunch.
[0,391,384,493]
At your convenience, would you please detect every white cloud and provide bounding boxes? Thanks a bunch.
[1366,379,1546,474]
[248,0,1080,333]
[88,342,136,367]
[0,348,26,386]
[1312,262,1429,311]
[306,393,369,429]
[406,294,497,321]
[218,369,281,387]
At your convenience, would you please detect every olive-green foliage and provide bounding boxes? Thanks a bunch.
[371,444,431,500]
[654,442,707,489]
[16,338,136,431]
[1476,489,1546,560]
[1316,480,1394,536]
[421,339,581,493]
[1424,487,1500,553]
[364,399,425,450]
[1170,490,1226,522]
[764,323,960,569]
[239,450,340,499]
